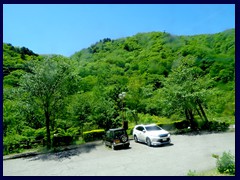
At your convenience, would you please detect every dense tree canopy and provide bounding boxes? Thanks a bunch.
[3,28,235,150]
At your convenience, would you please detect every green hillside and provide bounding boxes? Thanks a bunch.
[3,29,235,153]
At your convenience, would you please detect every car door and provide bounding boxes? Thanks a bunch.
[137,126,145,142]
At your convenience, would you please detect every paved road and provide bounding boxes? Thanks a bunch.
[3,132,235,176]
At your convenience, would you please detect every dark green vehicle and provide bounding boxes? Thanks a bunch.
[104,128,130,150]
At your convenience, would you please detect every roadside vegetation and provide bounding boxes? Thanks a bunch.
[188,151,235,176]
[3,29,235,155]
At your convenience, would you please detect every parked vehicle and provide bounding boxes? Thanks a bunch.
[104,128,130,150]
[133,124,171,147]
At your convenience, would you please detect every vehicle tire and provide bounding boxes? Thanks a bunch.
[146,138,152,147]
[134,135,138,143]
[120,135,128,143]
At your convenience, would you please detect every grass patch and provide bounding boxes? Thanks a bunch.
[187,168,234,176]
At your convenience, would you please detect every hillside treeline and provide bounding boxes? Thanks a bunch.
[3,29,235,152]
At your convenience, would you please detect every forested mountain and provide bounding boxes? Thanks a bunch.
[3,43,42,86]
[69,28,234,123]
[3,29,235,152]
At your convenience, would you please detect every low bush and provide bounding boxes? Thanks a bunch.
[3,134,29,155]
[187,170,197,176]
[34,127,46,140]
[55,127,80,137]
[172,128,192,135]
[51,127,81,147]
[52,135,73,147]
[201,121,229,132]
[126,126,134,135]
[216,151,235,175]
[83,129,105,142]
[156,120,189,130]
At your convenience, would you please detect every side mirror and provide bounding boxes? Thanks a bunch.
[143,130,146,133]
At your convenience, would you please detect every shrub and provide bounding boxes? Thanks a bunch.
[34,127,46,140]
[187,170,197,176]
[156,120,189,130]
[202,121,229,132]
[66,127,80,137]
[52,127,81,147]
[83,129,105,142]
[3,134,28,155]
[55,127,80,137]
[52,136,73,147]
[22,126,36,138]
[172,127,194,135]
[126,126,134,135]
[216,151,235,175]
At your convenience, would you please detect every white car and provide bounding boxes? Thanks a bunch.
[133,124,171,146]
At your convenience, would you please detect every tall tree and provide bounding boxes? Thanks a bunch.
[162,57,212,128]
[19,55,79,148]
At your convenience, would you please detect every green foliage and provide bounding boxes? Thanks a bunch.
[21,126,36,139]
[137,113,174,124]
[52,127,80,147]
[216,151,235,175]
[83,129,105,142]
[3,133,29,155]
[202,121,230,132]
[18,55,80,148]
[187,170,197,176]
[161,57,213,127]
[35,127,46,140]
[3,43,41,78]
[52,136,73,147]
[3,29,235,153]
[55,127,80,137]
[188,151,235,176]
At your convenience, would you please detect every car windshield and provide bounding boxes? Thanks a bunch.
[114,130,125,137]
[145,126,162,131]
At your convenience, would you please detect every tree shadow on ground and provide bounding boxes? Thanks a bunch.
[25,141,102,162]
[106,146,132,151]
[153,143,174,148]
[136,141,174,148]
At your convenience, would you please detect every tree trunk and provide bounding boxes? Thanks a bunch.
[185,108,195,129]
[132,111,139,125]
[198,101,208,122]
[185,109,190,121]
[45,110,51,149]
[195,106,204,121]
[188,109,195,129]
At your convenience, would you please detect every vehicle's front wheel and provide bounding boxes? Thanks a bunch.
[134,135,138,143]
[146,138,151,147]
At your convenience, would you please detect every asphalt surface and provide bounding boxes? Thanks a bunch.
[3,132,235,176]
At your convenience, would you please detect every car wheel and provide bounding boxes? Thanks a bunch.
[146,138,151,147]
[120,135,128,143]
[134,135,138,143]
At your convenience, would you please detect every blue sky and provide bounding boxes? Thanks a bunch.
[3,4,235,57]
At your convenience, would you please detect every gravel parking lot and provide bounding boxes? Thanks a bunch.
[3,132,235,176]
